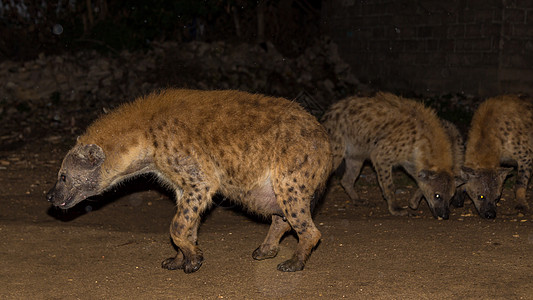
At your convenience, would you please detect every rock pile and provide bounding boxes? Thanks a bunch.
[0,37,363,148]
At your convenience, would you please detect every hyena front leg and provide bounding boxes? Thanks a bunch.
[372,160,407,216]
[340,157,366,204]
[408,189,424,210]
[515,162,532,212]
[451,186,466,208]
[252,214,291,260]
[162,185,214,273]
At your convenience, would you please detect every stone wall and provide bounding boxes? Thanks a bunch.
[322,0,533,96]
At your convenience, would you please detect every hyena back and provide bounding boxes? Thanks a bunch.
[46,89,332,272]
[462,95,533,219]
[321,92,456,219]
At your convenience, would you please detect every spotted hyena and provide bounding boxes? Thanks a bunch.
[321,92,456,219]
[460,95,533,219]
[410,119,465,211]
[46,89,332,272]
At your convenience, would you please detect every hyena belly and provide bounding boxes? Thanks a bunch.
[322,92,455,219]
[47,89,332,273]
[462,95,533,219]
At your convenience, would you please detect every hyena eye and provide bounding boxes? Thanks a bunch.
[434,193,441,200]
[60,174,67,182]
[478,195,485,201]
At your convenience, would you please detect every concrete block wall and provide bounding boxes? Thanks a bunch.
[322,0,533,96]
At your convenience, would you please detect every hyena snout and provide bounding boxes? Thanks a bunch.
[45,182,79,209]
[479,202,497,219]
[432,206,450,220]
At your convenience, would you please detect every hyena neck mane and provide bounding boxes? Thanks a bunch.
[77,97,158,190]
[404,98,454,174]
[464,103,502,169]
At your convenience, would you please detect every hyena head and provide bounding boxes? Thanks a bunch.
[46,144,105,209]
[416,170,455,220]
[460,167,512,219]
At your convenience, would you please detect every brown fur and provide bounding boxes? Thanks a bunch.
[47,89,332,273]
[410,119,465,211]
[462,95,533,218]
[321,92,456,219]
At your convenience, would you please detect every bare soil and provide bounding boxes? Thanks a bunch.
[1,142,532,299]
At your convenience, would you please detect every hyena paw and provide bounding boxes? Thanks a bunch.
[277,257,305,272]
[353,198,373,207]
[161,256,184,270]
[389,205,409,216]
[183,254,204,273]
[252,245,279,260]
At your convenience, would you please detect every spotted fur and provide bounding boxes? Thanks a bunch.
[47,89,332,272]
[461,95,533,219]
[321,92,456,219]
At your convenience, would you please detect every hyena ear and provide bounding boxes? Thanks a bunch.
[76,144,105,169]
[498,167,513,181]
[417,169,436,182]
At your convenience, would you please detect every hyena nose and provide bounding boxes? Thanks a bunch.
[484,210,496,219]
[46,190,54,202]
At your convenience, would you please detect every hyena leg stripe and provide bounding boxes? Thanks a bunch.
[252,214,291,260]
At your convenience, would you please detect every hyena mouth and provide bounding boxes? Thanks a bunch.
[58,195,75,209]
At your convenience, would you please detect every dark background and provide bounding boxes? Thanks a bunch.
[1,0,532,148]
[0,0,322,60]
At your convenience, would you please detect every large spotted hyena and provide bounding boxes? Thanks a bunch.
[46,89,332,272]
[321,92,456,219]
[460,95,533,219]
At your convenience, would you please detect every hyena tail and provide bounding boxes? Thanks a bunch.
[310,183,327,214]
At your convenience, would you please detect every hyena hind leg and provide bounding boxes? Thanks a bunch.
[515,165,531,212]
[253,214,291,260]
[274,185,322,272]
[278,207,321,272]
[340,157,366,205]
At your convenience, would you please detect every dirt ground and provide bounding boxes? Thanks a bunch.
[1,141,532,300]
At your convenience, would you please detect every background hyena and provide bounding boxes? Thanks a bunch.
[460,95,533,219]
[321,92,456,219]
[46,89,332,273]
[410,119,465,211]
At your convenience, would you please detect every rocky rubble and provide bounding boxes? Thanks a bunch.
[0,37,363,150]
